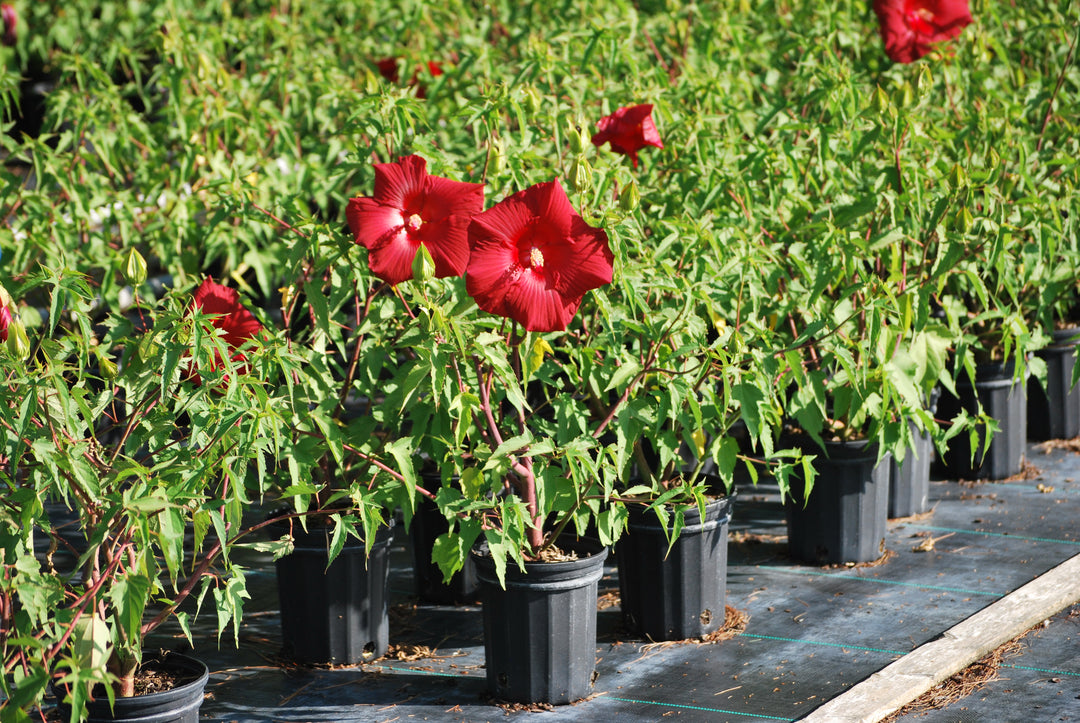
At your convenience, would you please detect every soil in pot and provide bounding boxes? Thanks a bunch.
[52,650,209,723]
[472,537,607,705]
[617,489,735,641]
[270,513,394,665]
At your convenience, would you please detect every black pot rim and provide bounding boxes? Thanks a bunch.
[51,649,209,712]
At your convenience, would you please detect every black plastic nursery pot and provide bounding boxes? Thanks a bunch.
[938,362,1027,480]
[273,517,394,665]
[617,492,735,641]
[888,423,932,518]
[472,538,608,705]
[409,474,479,604]
[784,438,891,565]
[1028,327,1080,441]
[53,651,209,723]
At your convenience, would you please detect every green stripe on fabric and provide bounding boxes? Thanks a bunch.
[907,524,1080,547]
[604,697,795,720]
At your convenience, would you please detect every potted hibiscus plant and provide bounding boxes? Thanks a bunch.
[0,269,277,722]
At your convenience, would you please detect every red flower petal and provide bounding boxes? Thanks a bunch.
[873,0,973,63]
[193,278,263,351]
[347,155,483,285]
[591,104,664,169]
[466,180,613,332]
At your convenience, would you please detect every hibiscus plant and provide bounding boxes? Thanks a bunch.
[0,269,280,718]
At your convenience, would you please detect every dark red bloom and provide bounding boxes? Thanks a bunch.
[376,58,443,96]
[465,180,613,332]
[1,5,14,48]
[873,0,973,63]
[347,155,484,286]
[191,278,263,377]
[591,104,664,169]
[0,304,10,343]
[376,57,400,83]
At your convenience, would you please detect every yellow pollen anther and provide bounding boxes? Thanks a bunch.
[529,247,545,268]
[406,213,423,231]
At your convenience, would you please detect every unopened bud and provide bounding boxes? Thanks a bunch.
[411,243,436,282]
[619,180,640,212]
[567,121,585,154]
[870,85,892,116]
[569,156,592,193]
[894,81,915,108]
[915,66,933,102]
[485,138,505,178]
[955,207,974,234]
[523,86,542,115]
[6,318,29,359]
[124,248,148,287]
[948,163,967,189]
[96,349,118,380]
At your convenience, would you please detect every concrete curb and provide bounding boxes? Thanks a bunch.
[799,552,1080,722]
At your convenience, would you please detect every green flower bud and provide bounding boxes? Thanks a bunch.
[96,350,118,380]
[915,66,933,102]
[955,207,974,234]
[870,85,892,116]
[948,163,968,190]
[894,81,915,108]
[569,156,592,193]
[567,121,585,154]
[485,138,505,178]
[6,318,30,360]
[619,180,640,212]
[124,248,148,287]
[523,86,542,115]
[411,242,436,282]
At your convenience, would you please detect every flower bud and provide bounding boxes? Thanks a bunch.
[955,207,974,234]
[915,65,933,102]
[96,350,118,380]
[6,318,29,359]
[485,137,505,178]
[894,81,915,109]
[948,163,967,189]
[124,248,148,287]
[411,242,436,282]
[869,85,892,116]
[619,180,640,212]
[567,121,585,154]
[569,156,592,193]
[523,86,542,115]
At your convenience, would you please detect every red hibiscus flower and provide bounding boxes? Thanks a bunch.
[591,104,664,169]
[0,303,10,342]
[347,155,484,286]
[191,278,263,379]
[873,0,973,64]
[465,179,613,332]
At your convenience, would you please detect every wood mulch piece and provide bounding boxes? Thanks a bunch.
[596,588,621,611]
[532,545,579,563]
[881,632,1028,721]
[637,605,751,651]
[1037,437,1080,454]
[960,461,1042,486]
[819,547,896,570]
[729,531,787,545]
